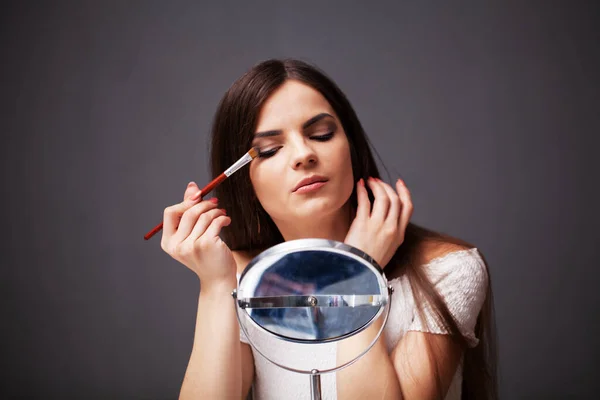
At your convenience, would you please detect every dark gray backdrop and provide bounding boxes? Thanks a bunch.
[2,1,599,399]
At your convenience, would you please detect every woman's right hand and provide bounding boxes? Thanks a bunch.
[160,181,237,286]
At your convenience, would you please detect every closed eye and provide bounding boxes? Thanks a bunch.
[256,132,334,159]
[311,132,334,141]
[257,146,282,158]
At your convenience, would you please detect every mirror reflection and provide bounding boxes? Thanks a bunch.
[237,245,387,342]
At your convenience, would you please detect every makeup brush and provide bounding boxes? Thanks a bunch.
[144,147,259,240]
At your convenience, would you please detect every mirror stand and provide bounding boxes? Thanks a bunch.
[310,369,321,399]
[232,286,394,400]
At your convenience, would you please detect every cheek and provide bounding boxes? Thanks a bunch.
[322,139,355,202]
[249,164,282,208]
[335,140,355,184]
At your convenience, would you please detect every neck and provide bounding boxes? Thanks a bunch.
[274,203,353,243]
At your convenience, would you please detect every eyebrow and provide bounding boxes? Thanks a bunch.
[253,112,334,139]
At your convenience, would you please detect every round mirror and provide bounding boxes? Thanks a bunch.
[233,238,393,398]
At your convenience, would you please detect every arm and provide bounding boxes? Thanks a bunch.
[179,278,255,399]
[392,332,463,399]
[160,183,255,399]
[336,317,401,399]
[336,326,462,400]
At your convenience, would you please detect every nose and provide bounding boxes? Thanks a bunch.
[289,136,318,170]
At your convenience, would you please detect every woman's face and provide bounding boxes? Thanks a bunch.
[249,79,355,226]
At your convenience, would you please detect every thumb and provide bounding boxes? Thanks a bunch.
[183,181,200,201]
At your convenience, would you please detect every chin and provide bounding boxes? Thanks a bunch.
[293,197,345,219]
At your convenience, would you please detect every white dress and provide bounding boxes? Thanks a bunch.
[238,248,488,400]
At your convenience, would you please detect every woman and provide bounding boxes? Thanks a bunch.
[161,59,497,399]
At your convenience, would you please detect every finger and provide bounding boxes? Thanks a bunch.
[396,179,413,234]
[367,177,391,222]
[184,207,227,243]
[172,199,219,242]
[199,214,232,242]
[355,178,370,219]
[183,181,200,201]
[378,179,402,225]
[163,190,204,237]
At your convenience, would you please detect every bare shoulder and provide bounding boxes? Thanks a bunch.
[232,249,262,276]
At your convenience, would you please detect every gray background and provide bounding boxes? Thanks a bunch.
[2,1,599,398]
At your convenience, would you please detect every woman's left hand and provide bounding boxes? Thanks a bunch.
[344,177,413,269]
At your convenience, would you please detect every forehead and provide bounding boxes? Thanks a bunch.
[256,80,335,130]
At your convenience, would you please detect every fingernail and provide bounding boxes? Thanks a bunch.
[209,197,218,203]
[358,178,364,186]
[220,208,227,215]
[398,178,404,185]
[191,190,202,201]
[187,181,195,187]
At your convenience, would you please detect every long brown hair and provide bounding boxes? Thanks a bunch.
[210,58,498,399]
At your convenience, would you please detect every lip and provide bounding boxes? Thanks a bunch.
[293,175,329,193]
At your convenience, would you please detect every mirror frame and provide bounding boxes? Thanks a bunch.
[232,239,395,375]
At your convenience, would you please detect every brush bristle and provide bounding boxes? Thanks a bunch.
[248,147,259,159]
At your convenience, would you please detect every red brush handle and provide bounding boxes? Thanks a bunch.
[144,172,227,240]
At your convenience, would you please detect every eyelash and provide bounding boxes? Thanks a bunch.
[257,132,334,158]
